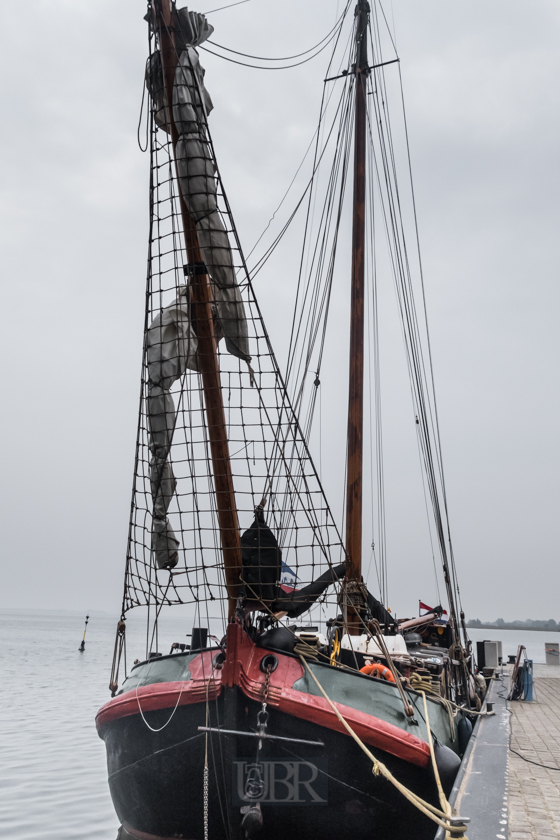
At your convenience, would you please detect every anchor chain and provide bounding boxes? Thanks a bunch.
[243,664,273,802]
[257,663,272,749]
[203,763,209,840]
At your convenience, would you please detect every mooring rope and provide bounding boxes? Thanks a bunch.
[420,691,454,840]
[298,656,469,836]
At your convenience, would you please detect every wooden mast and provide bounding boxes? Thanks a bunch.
[345,0,370,634]
[153,0,242,619]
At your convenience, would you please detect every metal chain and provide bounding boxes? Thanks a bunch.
[203,763,209,840]
[242,664,274,804]
[263,663,272,702]
[256,664,272,748]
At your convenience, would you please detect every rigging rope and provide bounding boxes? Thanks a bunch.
[246,20,354,278]
[365,12,463,633]
[205,0,252,14]
[200,16,347,71]
[207,2,351,62]
[251,0,468,649]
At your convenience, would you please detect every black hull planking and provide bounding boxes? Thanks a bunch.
[101,687,444,840]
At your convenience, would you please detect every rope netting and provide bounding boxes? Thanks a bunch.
[122,18,346,616]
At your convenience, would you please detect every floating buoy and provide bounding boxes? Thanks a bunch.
[79,615,89,652]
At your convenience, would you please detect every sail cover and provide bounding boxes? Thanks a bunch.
[240,511,347,618]
[241,510,282,606]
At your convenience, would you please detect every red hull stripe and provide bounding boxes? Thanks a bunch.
[277,687,430,768]
[97,677,429,769]
[96,650,222,731]
[96,679,221,731]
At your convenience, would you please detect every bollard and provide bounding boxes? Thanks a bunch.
[522,659,533,701]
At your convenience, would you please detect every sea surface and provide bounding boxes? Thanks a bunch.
[0,610,194,840]
[466,626,557,664]
[1,611,557,839]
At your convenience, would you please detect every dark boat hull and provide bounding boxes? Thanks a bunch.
[97,625,463,840]
[101,688,441,840]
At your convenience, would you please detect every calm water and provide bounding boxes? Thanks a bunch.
[1,612,556,839]
[466,627,556,664]
[0,610,196,840]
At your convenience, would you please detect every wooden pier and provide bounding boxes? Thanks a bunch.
[509,666,560,840]
[436,664,560,840]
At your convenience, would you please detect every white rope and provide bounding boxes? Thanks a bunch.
[135,659,188,732]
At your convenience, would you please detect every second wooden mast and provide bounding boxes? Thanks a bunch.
[345,0,370,633]
[154,0,242,618]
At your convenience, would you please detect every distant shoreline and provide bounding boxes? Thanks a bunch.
[468,624,559,633]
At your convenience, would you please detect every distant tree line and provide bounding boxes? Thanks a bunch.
[467,618,558,631]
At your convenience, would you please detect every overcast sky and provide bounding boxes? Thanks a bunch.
[1,0,559,623]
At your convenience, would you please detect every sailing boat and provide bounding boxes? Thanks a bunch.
[96,2,482,839]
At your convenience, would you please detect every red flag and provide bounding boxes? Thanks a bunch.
[419,601,447,616]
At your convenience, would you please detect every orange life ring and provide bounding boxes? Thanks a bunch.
[360,662,395,682]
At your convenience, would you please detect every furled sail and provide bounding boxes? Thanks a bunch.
[147,9,250,362]
[146,285,198,569]
[144,9,250,568]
